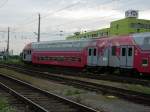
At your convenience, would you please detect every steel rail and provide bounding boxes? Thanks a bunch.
[1,63,150,87]
[0,73,99,112]
[1,65,150,106]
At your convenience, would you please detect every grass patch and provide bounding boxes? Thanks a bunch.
[0,59,23,65]
[126,84,150,94]
[64,88,84,96]
[0,96,15,112]
[0,55,24,65]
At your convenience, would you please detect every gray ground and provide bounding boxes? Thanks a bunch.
[0,68,150,112]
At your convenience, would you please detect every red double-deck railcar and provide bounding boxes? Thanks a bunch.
[22,32,150,74]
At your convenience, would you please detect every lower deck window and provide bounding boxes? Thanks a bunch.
[142,59,148,67]
[89,49,92,56]
[112,46,116,56]
[128,48,132,56]
[122,48,126,56]
[37,56,81,62]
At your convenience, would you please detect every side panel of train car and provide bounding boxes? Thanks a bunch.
[31,40,91,67]
[132,33,150,74]
[109,35,135,68]
[22,32,150,74]
[22,43,32,62]
[108,33,150,74]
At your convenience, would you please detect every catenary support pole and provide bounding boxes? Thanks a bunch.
[7,27,10,55]
[38,13,40,42]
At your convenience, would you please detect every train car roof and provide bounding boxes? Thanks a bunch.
[30,32,150,46]
[23,43,32,50]
[31,38,97,45]
[132,32,150,37]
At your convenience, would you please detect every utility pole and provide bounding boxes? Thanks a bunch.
[7,27,10,55]
[38,13,40,42]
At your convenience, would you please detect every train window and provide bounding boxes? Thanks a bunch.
[28,50,31,54]
[142,59,148,67]
[89,49,92,56]
[41,57,44,60]
[143,37,150,45]
[23,54,26,59]
[45,57,48,60]
[122,48,126,56]
[77,57,81,62]
[58,57,64,61]
[128,48,132,56]
[94,48,97,56]
[112,46,116,56]
[48,57,52,60]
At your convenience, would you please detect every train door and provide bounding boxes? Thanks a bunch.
[100,48,109,66]
[87,48,98,66]
[120,46,134,67]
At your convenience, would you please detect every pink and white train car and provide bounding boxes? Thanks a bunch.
[108,33,150,74]
[22,32,150,74]
[22,43,32,62]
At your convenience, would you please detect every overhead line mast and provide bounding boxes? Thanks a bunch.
[7,27,10,54]
[38,13,41,42]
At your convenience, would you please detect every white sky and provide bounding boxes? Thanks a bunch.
[0,0,150,54]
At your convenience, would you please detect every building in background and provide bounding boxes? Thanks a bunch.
[67,10,150,40]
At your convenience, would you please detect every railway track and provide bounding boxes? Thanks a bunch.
[0,64,150,106]
[0,85,34,112]
[0,73,98,112]
[1,63,150,87]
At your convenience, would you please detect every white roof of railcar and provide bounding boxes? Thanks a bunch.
[31,39,97,49]
[132,32,150,38]
[31,39,93,45]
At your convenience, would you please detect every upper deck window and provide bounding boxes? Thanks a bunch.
[133,34,150,50]
[143,37,150,45]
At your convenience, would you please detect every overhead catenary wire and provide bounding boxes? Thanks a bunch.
[5,0,150,39]
[12,2,80,32]
[12,0,121,35]
[0,0,8,9]
[46,0,146,34]
[13,0,121,32]
[8,0,149,33]
[1,0,150,54]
